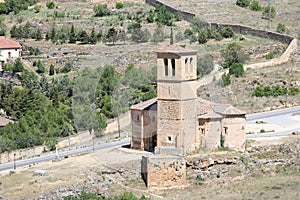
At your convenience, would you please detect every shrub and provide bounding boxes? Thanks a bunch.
[60,62,73,73]
[222,73,231,86]
[249,0,262,11]
[93,4,111,17]
[262,6,276,19]
[46,2,55,9]
[236,0,250,8]
[219,26,234,38]
[276,23,287,34]
[265,51,276,59]
[183,28,193,39]
[222,43,248,67]
[229,63,244,77]
[116,2,124,9]
[33,5,41,13]
[190,16,207,32]
[197,29,208,44]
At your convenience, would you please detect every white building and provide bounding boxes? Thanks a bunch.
[0,37,22,70]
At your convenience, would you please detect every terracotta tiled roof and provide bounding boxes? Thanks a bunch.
[0,117,13,127]
[197,98,246,118]
[130,97,245,117]
[0,37,22,49]
[130,98,157,110]
[156,44,197,55]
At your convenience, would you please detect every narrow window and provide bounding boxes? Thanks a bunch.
[8,52,11,59]
[171,58,175,76]
[137,115,140,122]
[190,57,193,73]
[164,58,168,76]
[224,127,228,134]
[168,136,171,141]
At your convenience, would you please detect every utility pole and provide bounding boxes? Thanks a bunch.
[13,153,16,170]
[268,0,271,29]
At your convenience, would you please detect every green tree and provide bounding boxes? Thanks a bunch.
[197,29,208,44]
[20,71,39,90]
[197,54,214,77]
[221,43,248,68]
[69,24,77,44]
[78,30,89,44]
[89,27,97,44]
[13,58,24,73]
[49,64,55,76]
[106,27,118,44]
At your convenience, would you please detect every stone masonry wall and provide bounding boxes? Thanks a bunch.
[141,155,186,189]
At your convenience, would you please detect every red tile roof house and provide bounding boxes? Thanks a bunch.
[0,37,22,70]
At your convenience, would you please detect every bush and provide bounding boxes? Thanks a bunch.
[252,85,299,97]
[276,23,287,34]
[191,16,207,32]
[265,51,276,59]
[46,2,55,9]
[222,73,231,86]
[60,62,73,73]
[229,63,244,77]
[219,26,234,38]
[222,43,248,67]
[262,6,276,19]
[236,0,250,8]
[197,29,208,44]
[249,0,262,11]
[93,4,111,17]
[183,28,193,39]
[116,2,124,9]
[33,5,41,13]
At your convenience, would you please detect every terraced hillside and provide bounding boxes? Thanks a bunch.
[160,0,300,36]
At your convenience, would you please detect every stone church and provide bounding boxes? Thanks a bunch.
[131,44,246,155]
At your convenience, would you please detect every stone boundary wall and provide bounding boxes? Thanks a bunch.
[145,0,298,87]
[141,155,186,189]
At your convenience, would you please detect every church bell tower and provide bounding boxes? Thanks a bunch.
[155,44,198,155]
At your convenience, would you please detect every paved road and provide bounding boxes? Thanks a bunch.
[1,107,299,171]
[246,106,300,138]
[0,138,130,172]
